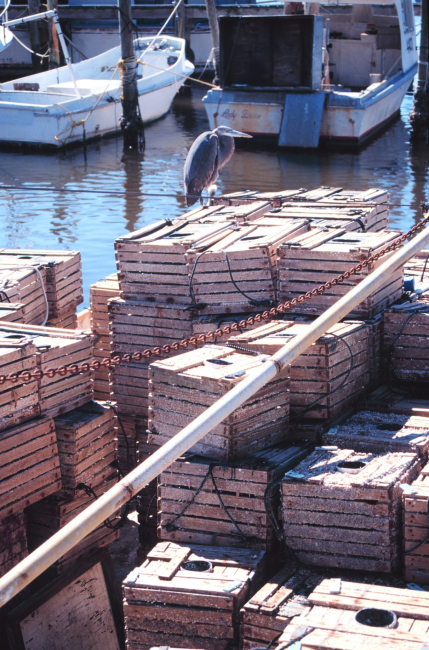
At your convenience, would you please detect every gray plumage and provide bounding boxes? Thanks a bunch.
[184,125,252,207]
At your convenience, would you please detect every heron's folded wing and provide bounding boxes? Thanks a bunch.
[184,132,219,197]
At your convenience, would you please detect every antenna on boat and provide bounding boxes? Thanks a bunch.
[3,9,81,98]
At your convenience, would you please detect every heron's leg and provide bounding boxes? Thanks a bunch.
[207,184,217,208]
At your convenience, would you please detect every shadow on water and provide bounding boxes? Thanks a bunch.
[0,86,427,305]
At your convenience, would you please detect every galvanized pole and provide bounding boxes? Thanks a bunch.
[1,221,429,606]
[118,0,144,149]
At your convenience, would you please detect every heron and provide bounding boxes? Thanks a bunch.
[184,125,252,207]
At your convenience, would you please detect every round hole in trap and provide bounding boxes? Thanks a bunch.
[206,358,232,365]
[355,608,397,629]
[376,423,402,432]
[4,334,27,339]
[181,560,212,572]
[336,460,367,474]
[17,256,33,259]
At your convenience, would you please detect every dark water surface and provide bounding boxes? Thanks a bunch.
[0,86,428,307]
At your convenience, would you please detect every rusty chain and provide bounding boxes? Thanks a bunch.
[1,213,429,387]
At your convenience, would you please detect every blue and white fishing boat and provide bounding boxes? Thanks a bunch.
[203,0,418,147]
[0,11,194,148]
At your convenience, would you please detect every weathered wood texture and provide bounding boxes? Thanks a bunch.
[26,474,120,573]
[213,187,389,212]
[383,303,429,382]
[148,345,290,461]
[108,300,190,418]
[324,410,429,461]
[0,416,61,519]
[277,230,404,318]
[281,448,420,573]
[0,249,83,320]
[360,384,429,417]
[365,313,382,390]
[402,466,429,584]
[278,580,429,650]
[108,298,263,419]
[114,413,140,474]
[257,201,388,233]
[115,217,309,313]
[403,249,429,281]
[0,339,40,431]
[137,422,159,548]
[0,266,47,325]
[158,443,310,550]
[240,565,314,650]
[123,541,266,650]
[0,303,25,323]
[0,322,94,418]
[229,320,369,423]
[90,274,120,399]
[46,308,78,330]
[0,512,28,578]
[53,401,117,494]
[12,559,122,649]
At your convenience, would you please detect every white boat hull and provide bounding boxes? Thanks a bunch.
[0,26,13,54]
[203,66,416,146]
[0,36,194,148]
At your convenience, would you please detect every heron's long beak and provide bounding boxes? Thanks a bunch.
[229,130,253,138]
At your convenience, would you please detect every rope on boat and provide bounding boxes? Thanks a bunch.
[139,0,184,63]
[11,30,50,60]
[54,63,119,145]
[137,59,218,89]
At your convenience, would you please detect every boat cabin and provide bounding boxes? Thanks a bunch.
[203,1,417,147]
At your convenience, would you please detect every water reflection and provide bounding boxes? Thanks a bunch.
[0,87,427,306]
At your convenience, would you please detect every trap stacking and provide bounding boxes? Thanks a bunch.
[2,187,429,650]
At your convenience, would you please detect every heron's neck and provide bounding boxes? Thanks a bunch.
[218,136,235,169]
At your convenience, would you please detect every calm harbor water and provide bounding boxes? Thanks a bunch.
[0,86,428,307]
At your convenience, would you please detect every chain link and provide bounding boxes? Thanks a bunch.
[1,216,428,387]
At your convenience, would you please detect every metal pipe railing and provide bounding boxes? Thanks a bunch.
[1,220,429,606]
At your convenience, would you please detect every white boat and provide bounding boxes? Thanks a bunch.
[203,0,417,147]
[0,0,13,55]
[0,31,194,148]
[0,25,12,54]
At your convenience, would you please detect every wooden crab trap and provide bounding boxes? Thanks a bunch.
[53,401,117,495]
[115,218,309,312]
[281,447,420,573]
[26,474,120,573]
[383,300,429,383]
[0,249,83,323]
[228,319,370,426]
[277,578,429,650]
[0,322,94,418]
[90,274,120,399]
[402,464,429,585]
[148,345,290,461]
[157,443,310,551]
[0,416,61,520]
[324,410,429,462]
[277,229,404,318]
[123,541,266,650]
